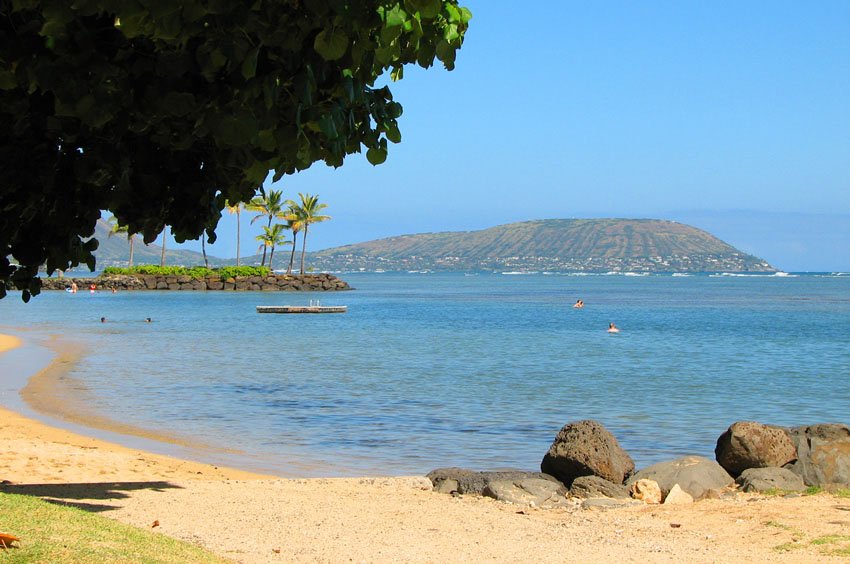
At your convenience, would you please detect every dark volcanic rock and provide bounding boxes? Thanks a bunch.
[569,475,631,499]
[426,467,477,494]
[736,467,806,493]
[715,421,797,477]
[627,456,734,500]
[784,424,850,487]
[540,420,635,486]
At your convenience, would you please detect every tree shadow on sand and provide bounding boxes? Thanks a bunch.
[0,481,182,512]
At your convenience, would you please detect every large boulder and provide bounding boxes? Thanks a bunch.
[569,475,631,499]
[540,420,635,486]
[715,421,797,476]
[482,478,568,508]
[627,456,734,500]
[736,467,806,493]
[784,424,850,487]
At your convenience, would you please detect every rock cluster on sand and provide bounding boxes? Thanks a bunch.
[427,419,850,508]
[41,273,350,292]
[626,456,733,500]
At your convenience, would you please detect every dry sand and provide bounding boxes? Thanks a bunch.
[1,333,849,563]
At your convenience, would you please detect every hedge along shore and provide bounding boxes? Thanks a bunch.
[40,273,351,292]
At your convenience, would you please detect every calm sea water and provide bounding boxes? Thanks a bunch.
[1,272,849,476]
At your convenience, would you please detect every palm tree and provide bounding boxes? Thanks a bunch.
[287,193,330,275]
[283,208,302,275]
[254,224,291,271]
[201,233,209,268]
[225,200,242,266]
[107,215,136,268]
[160,228,168,267]
[246,189,286,266]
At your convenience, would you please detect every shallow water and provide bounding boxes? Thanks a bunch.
[1,272,848,476]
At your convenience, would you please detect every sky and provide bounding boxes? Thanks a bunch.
[172,1,850,271]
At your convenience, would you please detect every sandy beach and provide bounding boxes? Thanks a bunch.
[1,333,849,563]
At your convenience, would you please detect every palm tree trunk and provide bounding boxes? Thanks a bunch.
[269,245,275,270]
[260,215,272,266]
[129,236,135,268]
[287,231,298,275]
[160,230,167,267]
[202,235,209,268]
[236,208,241,267]
[300,226,308,275]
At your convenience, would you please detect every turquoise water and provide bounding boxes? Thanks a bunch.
[1,272,849,476]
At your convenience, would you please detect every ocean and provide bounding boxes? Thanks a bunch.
[1,272,848,477]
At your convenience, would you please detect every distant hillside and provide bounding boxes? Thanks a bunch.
[87,219,226,268]
[309,219,776,273]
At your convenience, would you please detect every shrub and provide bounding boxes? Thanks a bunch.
[100,265,270,280]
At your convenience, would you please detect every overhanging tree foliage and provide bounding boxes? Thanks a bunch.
[0,0,471,300]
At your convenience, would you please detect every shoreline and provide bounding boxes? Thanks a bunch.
[3,333,850,561]
[0,329,329,478]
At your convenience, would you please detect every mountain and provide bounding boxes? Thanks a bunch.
[87,219,226,268]
[309,219,776,273]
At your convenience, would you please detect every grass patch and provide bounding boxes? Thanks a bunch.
[834,488,850,499]
[803,485,824,496]
[810,535,850,546]
[761,488,787,497]
[0,492,226,563]
[811,535,850,557]
[764,520,795,531]
[773,541,804,553]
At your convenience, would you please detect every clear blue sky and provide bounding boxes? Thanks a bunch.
[175,1,849,271]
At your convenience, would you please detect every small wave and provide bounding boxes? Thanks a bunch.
[671,273,691,277]
[709,272,798,278]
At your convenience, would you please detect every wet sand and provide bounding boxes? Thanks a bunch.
[2,333,849,562]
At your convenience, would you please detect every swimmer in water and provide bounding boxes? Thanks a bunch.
[607,322,619,333]
[573,299,584,308]
[100,317,106,323]
[145,317,152,323]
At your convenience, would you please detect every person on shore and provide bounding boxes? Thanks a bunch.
[608,322,619,333]
[573,299,584,308]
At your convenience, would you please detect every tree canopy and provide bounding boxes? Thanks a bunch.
[0,0,471,300]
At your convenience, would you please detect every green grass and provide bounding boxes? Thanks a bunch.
[0,493,227,563]
[773,541,804,553]
[803,485,824,496]
[835,488,850,499]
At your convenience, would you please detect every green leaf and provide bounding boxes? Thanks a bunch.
[385,122,401,143]
[314,28,349,61]
[385,6,407,28]
[241,47,259,80]
[404,0,441,19]
[366,146,387,165]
